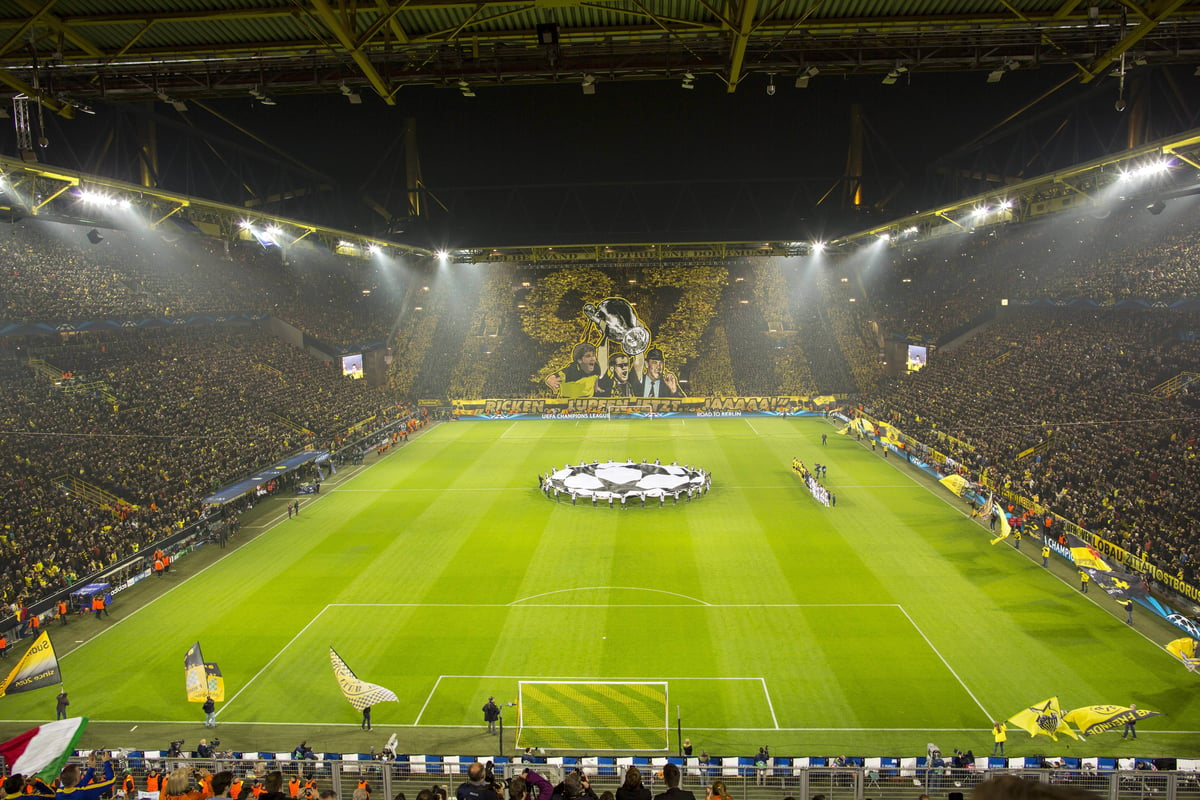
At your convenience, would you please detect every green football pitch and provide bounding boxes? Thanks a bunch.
[3,417,1198,757]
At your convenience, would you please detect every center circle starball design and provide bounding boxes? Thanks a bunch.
[539,460,711,506]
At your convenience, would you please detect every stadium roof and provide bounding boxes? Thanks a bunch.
[2,0,1200,112]
[2,1,1200,248]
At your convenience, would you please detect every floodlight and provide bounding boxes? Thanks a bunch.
[812,241,826,253]
[766,75,776,95]
[339,82,362,104]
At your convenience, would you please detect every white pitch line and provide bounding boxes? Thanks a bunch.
[745,419,761,436]
[509,586,712,606]
[896,604,992,723]
[11,718,1199,734]
[759,678,779,729]
[217,604,332,718]
[324,602,897,609]
[412,675,445,726]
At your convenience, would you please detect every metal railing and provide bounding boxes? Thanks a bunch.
[39,758,1200,800]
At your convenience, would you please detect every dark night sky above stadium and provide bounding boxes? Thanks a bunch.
[27,64,1194,248]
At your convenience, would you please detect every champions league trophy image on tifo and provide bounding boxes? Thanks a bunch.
[583,297,650,356]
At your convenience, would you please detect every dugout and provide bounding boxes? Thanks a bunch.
[70,583,110,613]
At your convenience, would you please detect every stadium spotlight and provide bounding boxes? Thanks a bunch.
[681,72,695,90]
[367,244,381,255]
[158,92,189,112]
[581,74,596,95]
[766,75,776,95]
[339,82,362,104]
[239,220,254,230]
[436,250,449,261]
[249,86,276,106]
[811,241,826,253]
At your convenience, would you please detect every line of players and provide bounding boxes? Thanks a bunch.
[791,458,835,508]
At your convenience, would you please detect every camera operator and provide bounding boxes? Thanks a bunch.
[455,763,497,800]
[521,770,553,800]
[551,771,597,800]
[197,740,213,759]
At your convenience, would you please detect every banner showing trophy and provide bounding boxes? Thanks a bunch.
[584,298,650,356]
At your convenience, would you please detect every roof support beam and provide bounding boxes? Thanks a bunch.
[726,0,760,92]
[308,0,397,104]
[12,0,105,58]
[1079,0,1187,82]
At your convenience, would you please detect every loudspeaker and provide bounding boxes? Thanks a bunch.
[86,229,103,245]
[536,23,559,45]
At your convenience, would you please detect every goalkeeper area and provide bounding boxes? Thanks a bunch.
[0,417,1196,757]
[516,681,669,751]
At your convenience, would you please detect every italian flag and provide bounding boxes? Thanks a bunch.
[0,716,89,781]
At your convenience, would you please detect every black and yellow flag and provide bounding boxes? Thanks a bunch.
[1008,697,1078,741]
[330,647,399,711]
[0,632,61,697]
[185,643,225,703]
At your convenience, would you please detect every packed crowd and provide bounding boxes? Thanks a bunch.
[0,220,409,346]
[865,308,1200,583]
[0,325,410,619]
[865,197,1200,343]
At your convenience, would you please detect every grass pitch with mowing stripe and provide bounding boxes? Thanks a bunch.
[2,417,1197,758]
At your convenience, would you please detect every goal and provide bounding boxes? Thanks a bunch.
[515,680,669,751]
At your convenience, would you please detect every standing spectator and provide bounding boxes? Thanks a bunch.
[615,768,649,800]
[651,764,695,800]
[1123,705,1138,739]
[992,722,1007,755]
[1123,599,1134,625]
[1080,571,1090,593]
[752,747,769,786]
[203,694,217,728]
[482,697,500,734]
[1042,545,1050,568]
[56,690,70,720]
[361,705,372,731]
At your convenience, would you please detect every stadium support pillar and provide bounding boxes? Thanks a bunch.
[676,706,683,756]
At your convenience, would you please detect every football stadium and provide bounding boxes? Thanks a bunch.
[4,4,1200,800]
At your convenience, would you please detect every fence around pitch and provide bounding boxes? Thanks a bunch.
[41,758,1200,800]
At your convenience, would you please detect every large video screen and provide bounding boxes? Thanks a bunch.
[341,353,364,380]
[906,344,928,372]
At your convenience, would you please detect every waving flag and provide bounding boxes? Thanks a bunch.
[939,475,970,497]
[0,632,61,697]
[989,504,1013,545]
[1063,534,1148,598]
[185,643,225,703]
[0,717,89,781]
[1065,534,1114,571]
[330,647,399,711]
[1065,705,1163,736]
[1166,638,1200,671]
[1007,697,1078,741]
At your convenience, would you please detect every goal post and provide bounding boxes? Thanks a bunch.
[515,680,669,751]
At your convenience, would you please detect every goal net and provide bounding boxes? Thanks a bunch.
[515,681,669,751]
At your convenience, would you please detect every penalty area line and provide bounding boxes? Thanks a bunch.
[217,604,332,719]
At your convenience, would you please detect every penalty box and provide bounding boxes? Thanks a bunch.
[252,603,980,730]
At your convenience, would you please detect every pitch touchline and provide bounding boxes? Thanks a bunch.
[325,602,901,609]
[42,719,1200,734]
